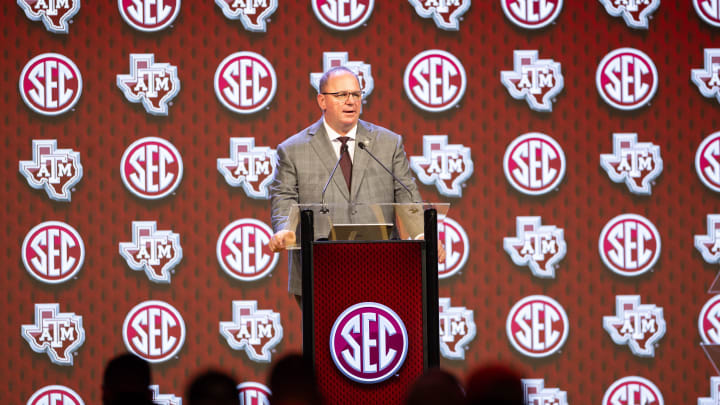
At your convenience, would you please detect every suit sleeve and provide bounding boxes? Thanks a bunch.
[392,134,423,203]
[270,142,298,233]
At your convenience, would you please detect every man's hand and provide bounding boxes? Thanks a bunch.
[269,230,296,252]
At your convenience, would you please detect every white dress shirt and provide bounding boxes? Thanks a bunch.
[323,118,357,163]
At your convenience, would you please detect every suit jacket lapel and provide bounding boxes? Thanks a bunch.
[350,120,378,200]
[308,119,350,201]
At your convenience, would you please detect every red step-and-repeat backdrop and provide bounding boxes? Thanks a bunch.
[3,1,720,404]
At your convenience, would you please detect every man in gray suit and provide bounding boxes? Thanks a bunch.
[269,66,438,297]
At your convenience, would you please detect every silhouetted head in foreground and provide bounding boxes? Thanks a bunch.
[405,368,465,405]
[102,353,153,405]
[186,370,239,405]
[464,363,524,405]
[268,353,323,405]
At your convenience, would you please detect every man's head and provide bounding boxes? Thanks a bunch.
[317,66,363,135]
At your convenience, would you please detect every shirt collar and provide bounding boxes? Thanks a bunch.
[323,118,357,142]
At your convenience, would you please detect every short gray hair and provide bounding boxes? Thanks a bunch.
[318,66,360,93]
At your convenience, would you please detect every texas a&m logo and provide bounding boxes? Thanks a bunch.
[596,48,658,111]
[501,0,563,29]
[123,300,186,363]
[603,295,666,357]
[219,300,283,363]
[602,376,664,405]
[506,295,568,358]
[19,139,83,202]
[310,52,374,99]
[216,219,279,281]
[22,221,85,284]
[311,0,374,31]
[598,214,661,277]
[439,298,476,360]
[600,133,663,195]
[215,51,277,114]
[149,385,181,405]
[117,54,180,116]
[215,0,277,32]
[17,0,80,34]
[503,133,566,196]
[696,132,720,193]
[119,221,183,284]
[408,0,471,31]
[699,377,720,405]
[120,137,183,200]
[522,379,568,405]
[21,303,85,366]
[500,50,564,112]
[19,53,82,116]
[218,138,277,199]
[694,0,720,27]
[504,216,566,279]
[438,217,469,279]
[692,49,720,105]
[409,135,473,197]
[696,215,720,266]
[599,0,660,29]
[330,302,408,383]
[27,385,85,405]
[118,0,181,32]
[699,295,720,345]
[404,50,467,112]
[238,382,271,405]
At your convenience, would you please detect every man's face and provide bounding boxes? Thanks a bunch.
[317,71,362,135]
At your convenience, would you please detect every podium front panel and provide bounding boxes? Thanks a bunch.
[312,241,425,405]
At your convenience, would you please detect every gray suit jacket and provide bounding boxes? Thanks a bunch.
[270,118,422,295]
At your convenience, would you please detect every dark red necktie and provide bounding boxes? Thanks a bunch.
[338,136,352,190]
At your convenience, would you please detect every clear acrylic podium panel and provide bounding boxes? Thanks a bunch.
[281,202,450,250]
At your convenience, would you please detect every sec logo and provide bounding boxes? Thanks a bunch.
[122,300,186,363]
[596,48,658,111]
[696,131,720,193]
[699,295,720,345]
[404,50,467,112]
[599,214,661,277]
[215,51,277,114]
[22,221,84,284]
[501,0,563,29]
[330,302,408,384]
[694,0,720,27]
[503,132,565,195]
[19,53,82,116]
[118,0,181,32]
[238,382,271,405]
[506,295,568,358]
[27,385,85,405]
[602,376,663,405]
[217,218,279,281]
[311,0,374,31]
[120,137,183,200]
[438,217,469,279]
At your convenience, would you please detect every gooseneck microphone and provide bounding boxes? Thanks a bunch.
[357,141,417,203]
[320,143,348,213]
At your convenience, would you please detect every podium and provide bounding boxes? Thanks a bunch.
[283,203,449,404]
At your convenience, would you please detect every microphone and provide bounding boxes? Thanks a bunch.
[357,141,417,203]
[320,143,348,213]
